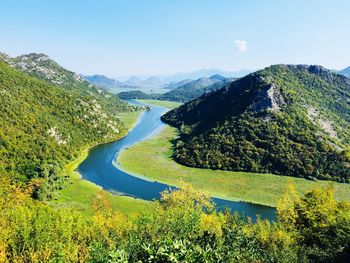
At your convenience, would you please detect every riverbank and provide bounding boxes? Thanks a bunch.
[51,109,153,216]
[118,125,350,207]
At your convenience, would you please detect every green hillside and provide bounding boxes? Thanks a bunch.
[116,77,237,102]
[118,90,154,100]
[158,77,222,102]
[162,65,350,182]
[0,53,130,112]
[0,60,133,199]
[1,53,98,91]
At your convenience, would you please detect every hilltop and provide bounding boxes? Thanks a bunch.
[2,53,93,91]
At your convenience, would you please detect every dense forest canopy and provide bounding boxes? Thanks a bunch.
[162,65,350,182]
[117,90,154,100]
[157,76,236,102]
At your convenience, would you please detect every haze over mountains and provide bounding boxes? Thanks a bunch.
[82,68,251,91]
[118,74,237,102]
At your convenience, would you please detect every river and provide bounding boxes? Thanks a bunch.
[78,100,276,220]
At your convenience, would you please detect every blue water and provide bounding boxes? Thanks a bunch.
[78,101,276,220]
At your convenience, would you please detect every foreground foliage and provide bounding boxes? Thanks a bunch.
[1,178,349,262]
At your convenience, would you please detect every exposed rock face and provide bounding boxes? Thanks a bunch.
[47,127,67,145]
[249,83,286,112]
[307,107,338,139]
[0,53,85,89]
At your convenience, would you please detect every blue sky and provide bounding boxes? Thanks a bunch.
[1,0,349,77]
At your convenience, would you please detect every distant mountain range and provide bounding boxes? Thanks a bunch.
[124,76,162,87]
[118,74,236,102]
[162,64,350,182]
[82,68,251,91]
[165,79,193,89]
[159,68,251,82]
[82,74,164,90]
[82,74,124,89]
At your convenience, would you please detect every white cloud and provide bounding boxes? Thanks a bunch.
[234,40,248,53]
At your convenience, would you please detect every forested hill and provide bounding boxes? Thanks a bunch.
[0,52,96,91]
[118,90,154,100]
[0,52,130,114]
[158,77,219,102]
[162,64,350,182]
[157,77,235,102]
[0,60,134,199]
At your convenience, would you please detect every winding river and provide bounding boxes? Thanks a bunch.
[78,100,276,220]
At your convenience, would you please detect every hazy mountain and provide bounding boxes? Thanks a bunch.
[82,69,250,90]
[165,79,193,89]
[82,74,123,89]
[339,66,350,78]
[144,76,162,86]
[209,74,227,81]
[122,76,163,87]
[83,74,164,89]
[160,68,252,82]
[162,64,350,182]
[117,75,235,102]
[124,76,144,86]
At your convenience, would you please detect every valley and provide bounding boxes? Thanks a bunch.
[52,92,350,218]
[1,57,350,262]
[51,108,152,217]
[2,2,350,261]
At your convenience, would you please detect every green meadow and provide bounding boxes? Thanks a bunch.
[119,125,350,207]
